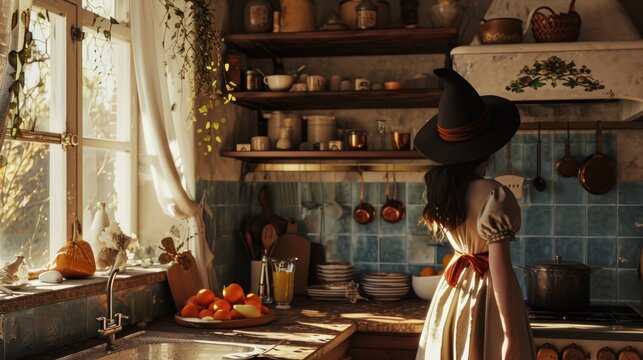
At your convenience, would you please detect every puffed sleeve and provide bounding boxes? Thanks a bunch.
[477,186,521,244]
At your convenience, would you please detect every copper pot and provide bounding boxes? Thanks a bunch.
[381,172,405,223]
[477,17,526,44]
[516,256,600,310]
[353,172,375,225]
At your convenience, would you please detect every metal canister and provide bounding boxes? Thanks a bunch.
[245,70,263,91]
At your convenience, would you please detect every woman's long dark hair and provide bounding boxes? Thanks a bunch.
[422,157,489,233]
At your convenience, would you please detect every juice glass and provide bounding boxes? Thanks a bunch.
[270,258,297,309]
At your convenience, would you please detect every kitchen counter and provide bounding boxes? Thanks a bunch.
[26,296,643,359]
[27,297,429,360]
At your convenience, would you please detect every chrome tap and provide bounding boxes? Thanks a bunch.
[96,267,128,351]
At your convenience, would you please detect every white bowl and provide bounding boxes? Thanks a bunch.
[263,75,295,91]
[412,275,441,301]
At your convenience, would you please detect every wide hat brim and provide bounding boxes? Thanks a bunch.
[414,95,519,165]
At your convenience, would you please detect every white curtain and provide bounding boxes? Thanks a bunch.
[0,0,24,152]
[130,1,217,291]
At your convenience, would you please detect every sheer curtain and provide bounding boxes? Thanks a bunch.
[130,1,217,291]
[0,0,25,152]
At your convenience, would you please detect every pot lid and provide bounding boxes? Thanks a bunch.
[530,255,591,270]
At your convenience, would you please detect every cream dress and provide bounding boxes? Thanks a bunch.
[416,182,535,360]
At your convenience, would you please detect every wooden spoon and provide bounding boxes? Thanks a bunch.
[261,223,279,256]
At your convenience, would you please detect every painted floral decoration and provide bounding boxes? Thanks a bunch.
[506,56,605,93]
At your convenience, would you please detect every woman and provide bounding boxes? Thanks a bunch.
[414,69,535,360]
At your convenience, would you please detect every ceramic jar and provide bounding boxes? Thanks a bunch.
[339,0,390,29]
[244,0,273,33]
[430,0,465,27]
[280,0,316,32]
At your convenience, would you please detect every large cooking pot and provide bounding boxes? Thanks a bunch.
[516,256,600,310]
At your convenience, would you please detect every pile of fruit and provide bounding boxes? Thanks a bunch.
[418,253,454,276]
[179,283,270,321]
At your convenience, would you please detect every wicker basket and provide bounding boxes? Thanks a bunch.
[531,0,581,42]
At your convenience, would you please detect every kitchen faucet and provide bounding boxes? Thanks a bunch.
[96,267,128,351]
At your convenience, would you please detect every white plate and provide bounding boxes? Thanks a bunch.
[317,263,353,270]
[0,281,29,290]
[361,277,408,283]
[368,295,406,301]
[361,285,409,291]
[317,269,354,275]
[362,272,408,278]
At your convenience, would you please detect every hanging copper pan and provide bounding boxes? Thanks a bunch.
[353,172,375,225]
[578,122,616,195]
[381,171,405,223]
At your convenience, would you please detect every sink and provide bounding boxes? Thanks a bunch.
[59,331,263,360]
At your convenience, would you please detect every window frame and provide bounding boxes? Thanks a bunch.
[2,0,138,266]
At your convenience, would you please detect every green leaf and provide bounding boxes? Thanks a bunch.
[224,63,229,72]
[213,122,220,130]
[196,128,203,134]
[215,136,222,143]
[204,134,212,142]
[0,155,7,169]
[103,30,111,40]
[205,121,211,129]
[207,144,212,153]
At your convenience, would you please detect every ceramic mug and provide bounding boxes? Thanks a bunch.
[307,75,326,91]
[251,136,271,151]
[263,74,295,91]
[329,75,343,91]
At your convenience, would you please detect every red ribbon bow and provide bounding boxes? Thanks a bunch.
[444,250,490,287]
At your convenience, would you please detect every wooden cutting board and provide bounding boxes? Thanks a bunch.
[166,252,203,311]
[271,219,311,295]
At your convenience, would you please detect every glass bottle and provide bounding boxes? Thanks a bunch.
[356,0,377,30]
[90,202,110,255]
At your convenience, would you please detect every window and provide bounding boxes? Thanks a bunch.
[0,0,137,269]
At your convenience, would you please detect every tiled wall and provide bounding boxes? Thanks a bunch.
[0,282,174,360]
[199,131,643,303]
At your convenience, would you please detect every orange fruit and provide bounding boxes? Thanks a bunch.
[184,295,199,307]
[419,266,437,276]
[260,305,270,315]
[245,293,262,309]
[195,288,216,306]
[223,283,245,303]
[180,303,200,318]
[210,299,231,313]
[198,309,214,319]
[230,309,243,320]
[213,309,231,320]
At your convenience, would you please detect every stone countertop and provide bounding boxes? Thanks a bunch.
[140,296,430,360]
[26,296,430,360]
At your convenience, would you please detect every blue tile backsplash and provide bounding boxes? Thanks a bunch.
[197,132,643,303]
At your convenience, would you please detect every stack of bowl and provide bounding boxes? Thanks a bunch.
[360,272,410,301]
[317,263,354,284]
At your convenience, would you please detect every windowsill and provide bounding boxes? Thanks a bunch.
[0,266,168,313]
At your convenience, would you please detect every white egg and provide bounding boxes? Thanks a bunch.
[39,270,63,283]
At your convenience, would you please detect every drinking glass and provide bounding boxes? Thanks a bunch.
[270,258,297,309]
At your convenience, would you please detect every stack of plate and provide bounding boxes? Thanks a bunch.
[316,263,354,284]
[361,272,410,301]
[306,284,348,301]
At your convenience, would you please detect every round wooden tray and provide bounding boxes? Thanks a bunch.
[174,312,276,329]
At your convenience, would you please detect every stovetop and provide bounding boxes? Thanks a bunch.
[528,304,643,326]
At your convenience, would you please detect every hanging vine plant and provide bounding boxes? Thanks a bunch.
[159,0,237,154]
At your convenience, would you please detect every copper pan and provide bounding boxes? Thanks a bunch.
[578,122,616,194]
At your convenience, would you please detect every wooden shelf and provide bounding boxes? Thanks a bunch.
[224,27,459,58]
[221,150,424,161]
[231,89,442,110]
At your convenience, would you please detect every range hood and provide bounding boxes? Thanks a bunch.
[451,0,643,121]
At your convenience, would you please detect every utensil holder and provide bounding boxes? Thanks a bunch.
[258,251,273,304]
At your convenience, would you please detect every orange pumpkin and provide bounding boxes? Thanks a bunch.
[52,218,96,278]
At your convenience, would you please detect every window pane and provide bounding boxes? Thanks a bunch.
[20,7,66,133]
[0,141,65,269]
[82,148,131,238]
[82,31,131,141]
